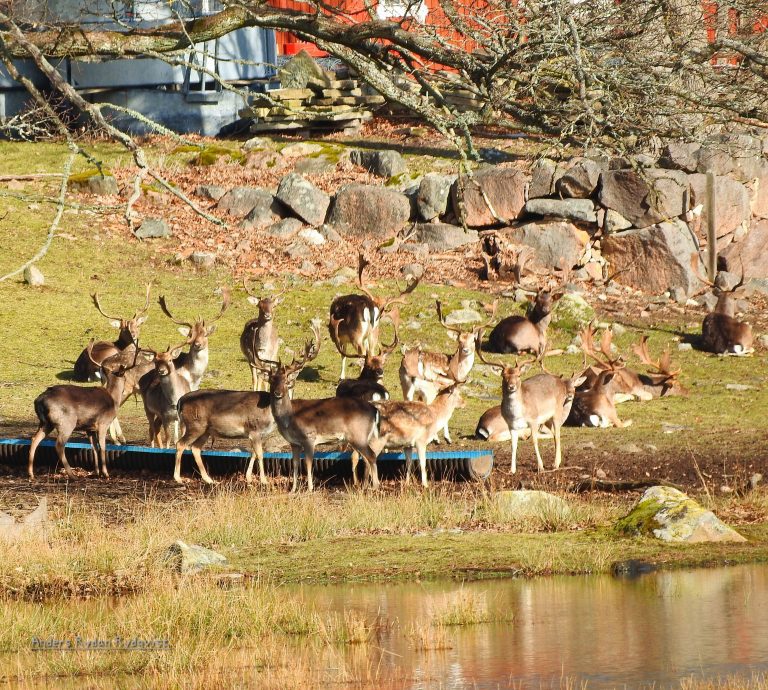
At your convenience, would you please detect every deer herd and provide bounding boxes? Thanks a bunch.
[28,254,755,490]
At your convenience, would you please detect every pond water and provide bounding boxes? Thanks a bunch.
[287,563,768,689]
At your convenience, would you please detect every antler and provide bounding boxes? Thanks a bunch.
[632,336,681,378]
[91,293,122,322]
[474,331,506,373]
[158,296,193,329]
[580,322,623,372]
[379,307,401,355]
[329,316,364,360]
[206,286,231,325]
[436,300,464,336]
[284,321,322,378]
[356,253,375,302]
[133,283,151,319]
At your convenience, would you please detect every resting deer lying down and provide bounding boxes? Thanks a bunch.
[701,277,753,355]
[475,406,553,443]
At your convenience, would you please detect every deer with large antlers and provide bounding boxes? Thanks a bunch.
[158,287,230,391]
[477,334,584,473]
[486,261,569,355]
[72,284,151,382]
[240,281,282,392]
[139,342,192,448]
[174,388,275,485]
[29,343,150,479]
[399,300,496,443]
[332,310,400,403]
[252,322,381,492]
[329,254,419,379]
[700,273,754,355]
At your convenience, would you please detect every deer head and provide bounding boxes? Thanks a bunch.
[91,283,151,347]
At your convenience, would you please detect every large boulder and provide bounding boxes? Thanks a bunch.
[350,149,406,178]
[452,167,529,228]
[411,222,477,252]
[278,48,328,88]
[696,134,764,182]
[493,490,570,520]
[501,220,589,269]
[600,219,702,295]
[416,173,454,221]
[555,158,603,198]
[528,158,565,199]
[688,173,751,238]
[328,184,410,236]
[616,486,747,543]
[218,187,279,218]
[720,219,768,278]
[598,169,689,228]
[163,540,228,574]
[524,198,597,224]
[658,141,701,173]
[275,173,330,227]
[749,163,768,220]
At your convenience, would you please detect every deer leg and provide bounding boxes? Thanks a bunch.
[250,366,259,392]
[404,447,413,484]
[173,443,187,483]
[510,430,519,474]
[552,421,563,469]
[340,356,347,380]
[442,421,452,444]
[290,445,302,493]
[531,425,545,472]
[108,417,126,445]
[28,427,49,480]
[353,444,379,489]
[607,407,632,429]
[417,442,428,488]
[190,445,215,484]
[350,449,360,486]
[54,429,76,479]
[86,432,99,475]
[97,428,109,479]
[304,446,315,493]
[246,436,267,485]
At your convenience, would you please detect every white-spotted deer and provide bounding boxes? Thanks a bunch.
[329,254,419,379]
[370,377,466,487]
[240,281,282,392]
[332,310,400,403]
[158,287,230,391]
[73,284,150,381]
[174,389,275,485]
[29,343,149,479]
[477,334,584,473]
[486,262,569,355]
[139,343,191,448]
[399,300,496,443]
[252,323,381,492]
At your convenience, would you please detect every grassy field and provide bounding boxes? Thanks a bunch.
[1,139,767,687]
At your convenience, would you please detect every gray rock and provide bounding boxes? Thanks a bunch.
[268,218,303,238]
[688,173,751,239]
[416,173,454,221]
[293,156,338,175]
[318,224,344,243]
[600,219,702,296]
[164,540,227,574]
[276,173,330,226]
[190,252,216,268]
[721,219,768,279]
[411,222,478,252]
[279,142,323,158]
[555,158,603,198]
[330,266,357,286]
[284,241,311,259]
[528,158,565,198]
[524,198,597,224]
[218,187,278,219]
[195,184,227,201]
[350,149,406,178]
[599,168,689,228]
[658,141,701,173]
[443,308,483,325]
[133,218,171,239]
[298,228,325,246]
[328,184,410,237]
[552,293,595,326]
[501,220,588,269]
[452,167,529,228]
[278,49,328,89]
[604,209,633,234]
[726,383,753,391]
[401,263,424,281]
[697,136,763,183]
[73,175,119,196]
[695,291,719,311]
[242,136,273,152]
[23,265,44,287]
[670,286,688,304]
[616,486,747,543]
[758,334,768,349]
[493,490,570,519]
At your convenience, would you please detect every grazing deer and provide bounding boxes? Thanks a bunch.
[370,379,466,487]
[174,389,275,485]
[477,334,584,473]
[29,343,147,479]
[139,343,191,448]
[486,263,569,355]
[240,282,282,392]
[73,284,150,381]
[701,275,754,355]
[158,287,230,391]
[329,254,419,379]
[253,323,381,492]
[631,336,688,398]
[332,310,400,403]
[399,300,496,443]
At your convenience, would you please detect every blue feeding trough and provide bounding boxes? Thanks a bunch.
[0,438,493,482]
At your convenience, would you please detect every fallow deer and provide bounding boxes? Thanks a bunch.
[486,262,569,355]
[240,281,282,392]
[72,284,150,381]
[139,342,191,448]
[370,378,466,487]
[29,343,148,479]
[158,287,230,391]
[701,274,754,355]
[329,254,419,379]
[253,323,381,492]
[474,407,553,443]
[174,389,275,485]
[399,300,496,443]
[477,334,584,473]
[332,310,400,403]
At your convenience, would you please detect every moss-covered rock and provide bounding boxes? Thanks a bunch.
[616,486,747,543]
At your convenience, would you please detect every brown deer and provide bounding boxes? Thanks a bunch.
[174,389,275,485]
[240,281,282,392]
[399,300,496,443]
[486,262,569,355]
[329,254,419,379]
[72,284,150,381]
[139,342,191,448]
[158,287,230,391]
[370,378,466,487]
[29,343,148,479]
[252,323,381,492]
[701,276,754,355]
[332,310,400,403]
[477,334,584,473]
[475,407,553,443]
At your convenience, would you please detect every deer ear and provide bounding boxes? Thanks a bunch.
[178,326,191,337]
[206,324,217,336]
[446,330,459,341]
[141,351,156,363]
[520,363,532,374]
[110,319,121,328]
[170,347,184,359]
[136,316,148,325]
[601,372,616,385]
[247,296,260,305]
[572,375,587,388]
